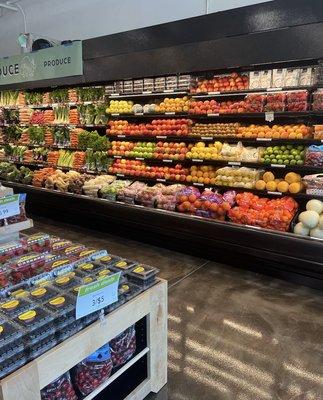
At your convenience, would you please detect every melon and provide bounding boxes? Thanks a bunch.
[293,222,310,236]
[310,227,323,239]
[306,199,323,215]
[299,210,319,228]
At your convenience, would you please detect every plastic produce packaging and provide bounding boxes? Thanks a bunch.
[0,241,26,264]
[312,89,323,111]
[117,181,148,204]
[305,145,323,167]
[128,264,159,288]
[22,232,51,254]
[28,336,57,361]
[6,252,47,284]
[52,272,82,291]
[72,344,113,396]
[45,294,77,329]
[0,319,24,363]
[0,297,32,318]
[110,325,136,367]
[57,321,83,343]
[0,266,9,289]
[29,286,61,304]
[303,174,323,195]
[15,307,55,345]
[0,352,27,379]
[41,372,78,400]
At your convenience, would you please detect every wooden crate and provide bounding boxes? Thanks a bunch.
[0,279,168,400]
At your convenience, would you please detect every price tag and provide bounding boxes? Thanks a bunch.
[208,91,220,95]
[256,138,272,142]
[117,173,125,177]
[163,89,174,93]
[201,136,213,140]
[267,87,282,92]
[134,112,144,116]
[207,113,220,117]
[111,113,120,116]
[117,135,126,138]
[165,112,176,115]
[135,157,144,160]
[156,178,166,182]
[271,164,286,168]
[192,159,203,162]
[114,155,121,159]
[110,93,120,97]
[267,191,282,196]
[156,135,167,139]
[265,112,274,122]
[0,195,20,220]
[228,161,241,166]
[193,182,204,187]
[142,91,152,94]
[76,272,121,319]
[163,159,172,163]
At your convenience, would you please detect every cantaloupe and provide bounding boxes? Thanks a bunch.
[266,181,277,191]
[306,199,323,214]
[285,172,301,184]
[255,180,266,190]
[299,210,320,228]
[288,182,301,194]
[277,181,289,193]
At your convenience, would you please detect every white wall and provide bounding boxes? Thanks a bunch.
[0,0,271,58]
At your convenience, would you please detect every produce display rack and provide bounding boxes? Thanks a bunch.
[1,0,323,289]
[0,279,167,400]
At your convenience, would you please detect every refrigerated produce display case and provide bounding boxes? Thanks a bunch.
[0,0,323,289]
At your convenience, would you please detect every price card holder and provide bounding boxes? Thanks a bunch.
[265,112,274,122]
[76,272,121,320]
[0,194,20,220]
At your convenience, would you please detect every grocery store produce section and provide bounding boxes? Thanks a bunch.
[0,222,163,399]
[1,66,323,241]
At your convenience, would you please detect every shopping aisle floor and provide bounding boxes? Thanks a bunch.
[31,217,323,400]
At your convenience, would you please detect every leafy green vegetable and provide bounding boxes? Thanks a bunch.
[50,89,68,104]
[5,125,23,142]
[25,91,44,105]
[28,126,45,144]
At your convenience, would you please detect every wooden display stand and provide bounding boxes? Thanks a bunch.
[0,219,33,244]
[0,279,168,400]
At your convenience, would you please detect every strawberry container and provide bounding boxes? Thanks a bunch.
[41,372,78,400]
[52,273,82,291]
[44,256,74,274]
[0,266,9,289]
[72,344,113,396]
[7,253,47,284]
[0,241,26,264]
[74,262,102,278]
[56,320,84,343]
[110,326,136,367]
[50,240,73,254]
[29,286,61,304]
[93,254,122,268]
[60,244,86,257]
[0,352,27,379]
[22,233,51,254]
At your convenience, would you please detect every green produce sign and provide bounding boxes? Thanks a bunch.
[0,41,83,86]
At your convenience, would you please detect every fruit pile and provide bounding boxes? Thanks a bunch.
[294,199,323,239]
[110,326,136,367]
[153,141,188,160]
[155,184,185,211]
[41,372,77,400]
[176,186,234,221]
[228,192,298,231]
[261,145,306,166]
[237,124,312,139]
[189,99,220,115]
[106,100,134,114]
[108,141,155,158]
[109,159,189,180]
[191,73,249,93]
[107,119,192,136]
[191,122,240,137]
[255,171,303,194]
[186,165,217,185]
[154,97,190,113]
[186,141,223,160]
[214,167,261,189]
[312,89,323,111]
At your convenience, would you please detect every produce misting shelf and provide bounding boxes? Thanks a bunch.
[3,181,323,289]
[0,280,167,400]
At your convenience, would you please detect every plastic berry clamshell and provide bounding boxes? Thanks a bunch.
[0,266,9,290]
[56,321,84,343]
[74,262,101,277]
[0,352,28,380]
[22,232,51,254]
[109,258,136,275]
[29,286,61,305]
[0,297,32,318]
[45,294,77,329]
[110,325,136,367]
[50,239,73,254]
[60,244,86,257]
[127,264,159,288]
[7,252,47,284]
[11,288,31,300]
[121,282,142,302]
[15,307,55,345]
[0,241,26,264]
[52,272,82,291]
[93,254,122,268]
[0,319,24,363]
[44,255,74,274]
[28,336,57,361]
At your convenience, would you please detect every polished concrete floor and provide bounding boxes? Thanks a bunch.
[31,217,323,400]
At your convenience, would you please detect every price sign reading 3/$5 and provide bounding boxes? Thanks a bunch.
[76,272,121,319]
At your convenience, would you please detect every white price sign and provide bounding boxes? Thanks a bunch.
[76,272,121,319]
[0,194,20,220]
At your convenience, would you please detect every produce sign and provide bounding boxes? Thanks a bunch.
[75,272,121,319]
[0,42,83,86]
[0,194,20,220]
